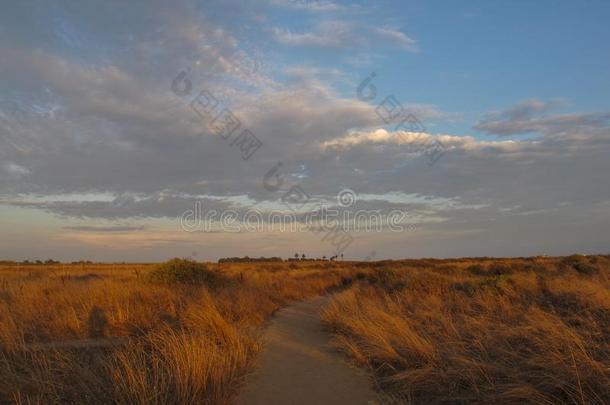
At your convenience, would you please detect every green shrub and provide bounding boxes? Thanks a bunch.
[146,258,219,285]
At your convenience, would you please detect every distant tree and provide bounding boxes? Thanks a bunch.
[218,256,282,263]
[340,254,343,261]
[294,253,299,260]
[301,253,306,260]
[322,256,326,260]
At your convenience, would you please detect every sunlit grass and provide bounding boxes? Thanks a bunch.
[1,256,608,403]
[322,256,610,404]
[0,260,352,404]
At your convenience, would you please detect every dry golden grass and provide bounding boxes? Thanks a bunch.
[1,256,609,404]
[0,260,354,404]
[322,256,610,404]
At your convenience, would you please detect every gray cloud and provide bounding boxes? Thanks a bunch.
[474,99,610,138]
[270,0,344,12]
[63,225,148,233]
[1,194,236,220]
[1,2,609,260]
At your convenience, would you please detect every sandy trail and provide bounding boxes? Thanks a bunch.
[235,295,379,405]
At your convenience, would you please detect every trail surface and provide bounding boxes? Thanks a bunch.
[235,295,379,405]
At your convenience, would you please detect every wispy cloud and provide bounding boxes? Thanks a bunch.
[370,27,418,52]
[1,1,610,260]
[270,0,343,12]
[320,128,532,154]
[272,21,351,47]
[474,99,610,137]
[62,225,148,233]
[272,21,418,51]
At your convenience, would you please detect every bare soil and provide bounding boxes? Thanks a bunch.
[235,295,379,405]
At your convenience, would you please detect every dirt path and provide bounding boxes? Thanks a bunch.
[235,295,379,405]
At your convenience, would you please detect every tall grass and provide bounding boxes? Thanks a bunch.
[0,260,353,404]
[2,257,608,403]
[322,257,610,404]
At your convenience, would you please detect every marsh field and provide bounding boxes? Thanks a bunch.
[0,255,608,404]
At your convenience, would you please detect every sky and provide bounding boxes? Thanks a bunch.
[1,0,609,262]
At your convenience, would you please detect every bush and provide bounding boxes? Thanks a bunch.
[340,276,353,287]
[146,258,219,285]
[523,262,550,273]
[366,268,407,292]
[487,263,514,276]
[452,281,476,297]
[467,264,487,275]
[467,263,513,276]
[559,255,598,275]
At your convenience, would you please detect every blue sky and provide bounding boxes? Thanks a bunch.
[1,0,609,261]
[266,0,610,134]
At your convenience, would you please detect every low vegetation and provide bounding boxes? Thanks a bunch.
[322,256,610,404]
[0,259,355,404]
[145,258,220,285]
[0,255,608,404]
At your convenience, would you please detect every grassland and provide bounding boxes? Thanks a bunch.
[0,260,353,404]
[0,255,608,404]
[323,256,610,404]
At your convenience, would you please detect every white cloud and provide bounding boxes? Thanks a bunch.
[1,162,30,177]
[1,1,610,260]
[371,27,418,51]
[320,128,534,154]
[271,21,418,51]
[270,0,343,12]
[272,21,350,47]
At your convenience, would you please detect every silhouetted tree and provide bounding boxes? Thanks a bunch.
[218,257,282,263]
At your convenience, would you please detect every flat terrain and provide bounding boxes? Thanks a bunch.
[0,256,608,404]
[235,295,378,405]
